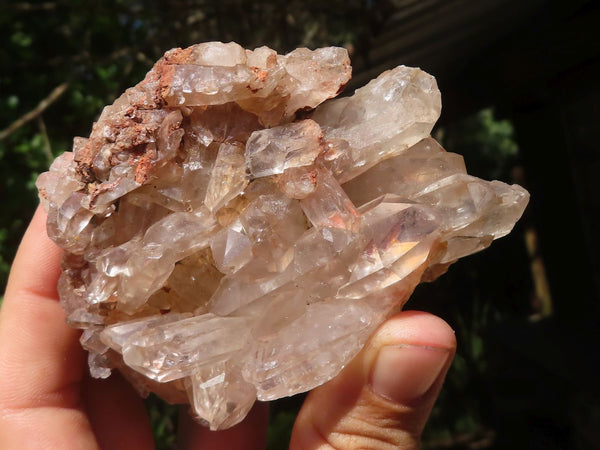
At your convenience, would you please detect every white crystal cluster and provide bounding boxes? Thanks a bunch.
[36,42,529,430]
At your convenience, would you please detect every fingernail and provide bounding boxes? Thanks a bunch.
[370,344,450,403]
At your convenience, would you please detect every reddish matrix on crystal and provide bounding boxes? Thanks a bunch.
[36,41,529,430]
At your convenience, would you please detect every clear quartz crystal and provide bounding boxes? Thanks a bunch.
[313,66,442,183]
[36,41,529,430]
[245,119,323,178]
[204,142,248,212]
[187,360,257,430]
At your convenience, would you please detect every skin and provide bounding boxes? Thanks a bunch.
[0,207,456,449]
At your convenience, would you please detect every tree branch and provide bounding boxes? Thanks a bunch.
[0,82,68,141]
[37,116,53,165]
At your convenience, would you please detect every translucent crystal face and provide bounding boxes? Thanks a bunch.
[36,41,529,430]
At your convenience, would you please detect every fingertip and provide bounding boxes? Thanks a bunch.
[5,205,62,302]
[0,204,83,411]
[372,310,457,352]
[29,204,49,234]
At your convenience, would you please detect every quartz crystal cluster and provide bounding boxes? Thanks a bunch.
[36,42,529,430]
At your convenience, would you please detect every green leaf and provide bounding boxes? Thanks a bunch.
[10,30,33,47]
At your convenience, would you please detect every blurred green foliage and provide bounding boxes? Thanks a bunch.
[267,409,297,450]
[441,108,519,180]
[145,394,179,450]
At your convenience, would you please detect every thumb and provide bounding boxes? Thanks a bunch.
[290,311,456,450]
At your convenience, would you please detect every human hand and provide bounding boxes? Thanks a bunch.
[0,207,456,449]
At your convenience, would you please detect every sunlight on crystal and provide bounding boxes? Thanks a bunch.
[36,41,529,430]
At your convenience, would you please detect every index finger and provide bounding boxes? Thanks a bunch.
[0,206,85,410]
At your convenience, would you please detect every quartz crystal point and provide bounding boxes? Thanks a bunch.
[36,41,529,430]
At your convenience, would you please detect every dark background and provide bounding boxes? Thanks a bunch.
[1,1,599,448]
